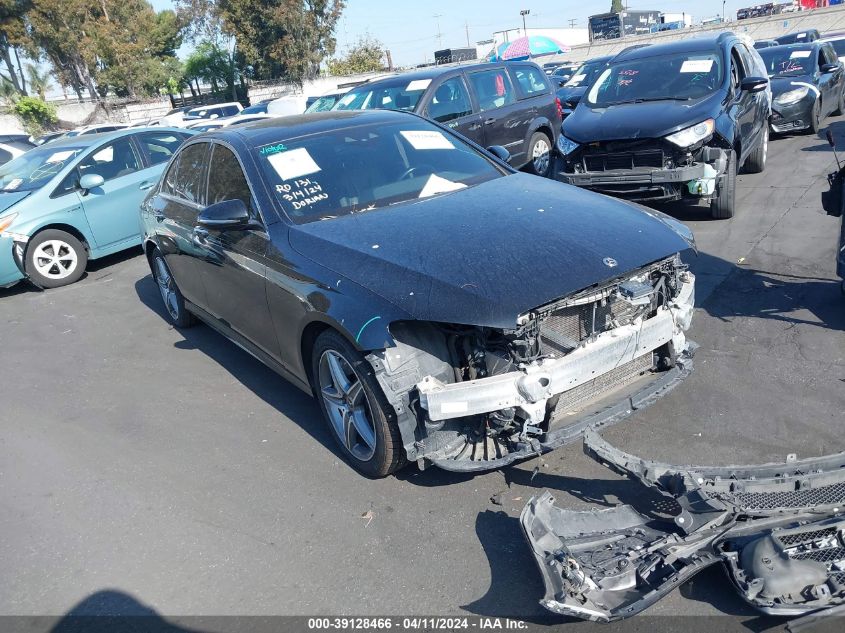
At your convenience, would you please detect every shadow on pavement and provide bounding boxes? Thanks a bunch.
[50,590,200,633]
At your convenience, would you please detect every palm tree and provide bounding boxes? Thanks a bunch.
[26,65,51,100]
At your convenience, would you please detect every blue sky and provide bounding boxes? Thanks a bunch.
[150,0,759,66]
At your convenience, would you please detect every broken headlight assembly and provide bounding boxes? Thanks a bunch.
[521,428,845,622]
[665,118,715,148]
[557,134,580,156]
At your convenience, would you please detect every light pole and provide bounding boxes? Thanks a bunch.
[722,0,726,21]
[520,9,530,37]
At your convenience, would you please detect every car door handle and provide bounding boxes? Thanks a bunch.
[484,117,496,125]
[139,181,155,190]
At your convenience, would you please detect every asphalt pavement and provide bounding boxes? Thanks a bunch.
[1,120,844,628]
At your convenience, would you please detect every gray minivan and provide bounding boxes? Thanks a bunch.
[333,62,562,178]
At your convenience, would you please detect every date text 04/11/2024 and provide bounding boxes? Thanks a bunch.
[306,617,528,630]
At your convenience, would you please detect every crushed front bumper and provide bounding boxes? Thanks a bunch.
[521,429,845,621]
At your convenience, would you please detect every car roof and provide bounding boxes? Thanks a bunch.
[41,126,191,149]
[610,36,730,64]
[760,42,820,53]
[582,55,614,65]
[347,61,531,89]
[204,110,421,146]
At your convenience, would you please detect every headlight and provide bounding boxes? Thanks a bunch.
[557,134,580,155]
[775,86,810,105]
[0,212,18,235]
[665,119,715,148]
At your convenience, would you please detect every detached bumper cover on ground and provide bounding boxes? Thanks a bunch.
[521,429,845,621]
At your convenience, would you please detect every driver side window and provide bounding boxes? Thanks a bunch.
[730,48,746,97]
[77,137,141,183]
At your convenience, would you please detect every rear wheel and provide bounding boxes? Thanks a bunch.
[312,329,405,477]
[149,249,195,328]
[525,131,553,178]
[25,229,87,288]
[744,125,768,174]
[710,149,737,220]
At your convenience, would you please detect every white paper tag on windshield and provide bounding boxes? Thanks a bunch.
[3,178,22,190]
[680,59,714,73]
[407,79,431,91]
[568,74,586,83]
[266,147,321,181]
[400,130,454,150]
[797,33,807,38]
[418,174,466,198]
[790,50,812,58]
[47,150,75,164]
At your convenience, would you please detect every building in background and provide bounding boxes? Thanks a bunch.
[587,10,661,41]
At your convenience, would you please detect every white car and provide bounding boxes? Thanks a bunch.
[180,102,243,126]
[63,123,129,138]
[185,113,272,132]
[0,135,35,166]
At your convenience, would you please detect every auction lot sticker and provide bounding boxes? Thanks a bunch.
[266,147,322,181]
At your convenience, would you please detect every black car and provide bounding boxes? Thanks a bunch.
[753,39,779,49]
[557,33,771,219]
[139,110,697,477]
[332,62,561,178]
[555,55,613,117]
[774,29,821,45]
[758,41,845,134]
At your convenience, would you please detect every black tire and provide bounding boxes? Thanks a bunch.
[808,98,822,134]
[149,249,195,328]
[525,131,553,178]
[24,229,88,288]
[311,329,405,478]
[744,125,768,174]
[710,149,737,220]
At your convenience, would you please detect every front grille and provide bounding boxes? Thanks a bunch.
[584,150,664,172]
[792,546,845,563]
[708,481,845,511]
[552,353,654,416]
[540,297,640,355]
[777,527,839,547]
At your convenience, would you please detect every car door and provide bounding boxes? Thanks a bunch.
[465,68,530,166]
[420,75,484,145]
[729,45,757,165]
[75,135,147,248]
[819,44,843,116]
[191,142,280,358]
[152,141,211,307]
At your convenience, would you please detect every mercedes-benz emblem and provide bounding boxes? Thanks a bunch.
[603,257,618,268]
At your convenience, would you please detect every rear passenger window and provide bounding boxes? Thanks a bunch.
[171,142,209,204]
[467,69,516,112]
[510,66,550,97]
[426,77,473,123]
[137,132,189,166]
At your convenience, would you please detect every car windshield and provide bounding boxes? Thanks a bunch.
[758,47,814,76]
[586,51,724,106]
[564,60,608,88]
[257,119,505,224]
[332,77,428,112]
[306,95,344,113]
[0,145,85,192]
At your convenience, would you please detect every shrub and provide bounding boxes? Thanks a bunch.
[12,97,58,136]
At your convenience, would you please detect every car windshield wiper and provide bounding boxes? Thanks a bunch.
[604,96,693,105]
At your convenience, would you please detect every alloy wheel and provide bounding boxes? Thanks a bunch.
[532,138,551,175]
[154,256,180,320]
[318,350,377,461]
[32,239,78,280]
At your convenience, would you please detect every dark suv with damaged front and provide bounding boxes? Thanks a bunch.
[557,33,771,219]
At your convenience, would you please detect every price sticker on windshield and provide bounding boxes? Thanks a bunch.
[680,59,714,73]
[266,147,321,181]
[790,50,812,58]
[400,130,455,150]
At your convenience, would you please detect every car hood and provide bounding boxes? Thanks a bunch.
[0,191,31,215]
[288,174,694,329]
[563,91,724,143]
[769,74,817,97]
[556,85,587,104]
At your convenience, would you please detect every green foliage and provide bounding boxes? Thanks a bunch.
[184,40,232,92]
[327,36,385,76]
[12,95,56,135]
[610,0,624,13]
[25,64,49,98]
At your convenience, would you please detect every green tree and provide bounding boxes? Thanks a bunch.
[327,36,384,76]
[610,0,624,13]
[184,40,231,93]
[25,63,49,98]
[0,0,32,95]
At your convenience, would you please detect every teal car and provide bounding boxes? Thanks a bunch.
[0,127,195,289]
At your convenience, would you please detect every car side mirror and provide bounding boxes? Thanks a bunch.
[740,76,768,92]
[486,145,510,163]
[79,173,104,194]
[821,63,839,73]
[198,199,252,229]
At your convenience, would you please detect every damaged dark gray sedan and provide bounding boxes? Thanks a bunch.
[139,110,696,477]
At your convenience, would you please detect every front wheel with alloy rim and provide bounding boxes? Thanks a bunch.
[744,125,768,174]
[150,249,195,327]
[525,131,553,178]
[312,329,405,477]
[24,229,88,288]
